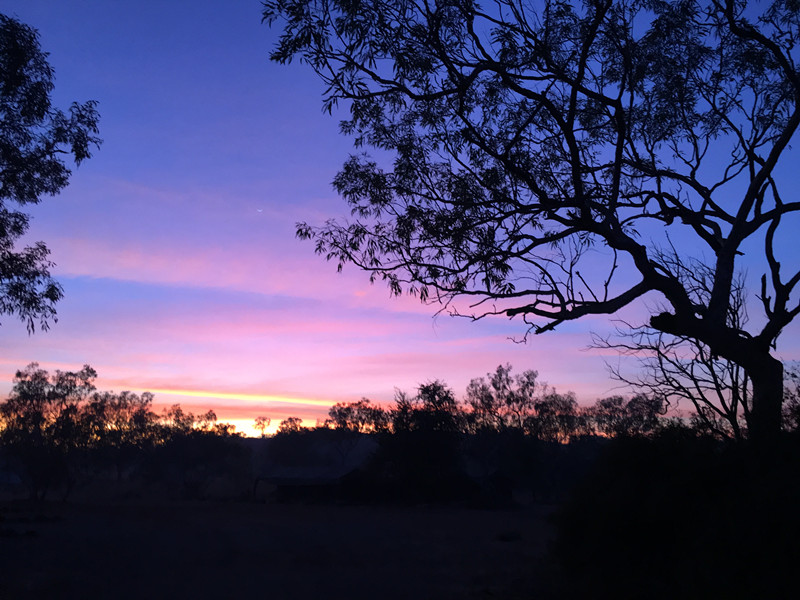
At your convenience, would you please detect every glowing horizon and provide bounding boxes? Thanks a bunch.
[143,387,337,409]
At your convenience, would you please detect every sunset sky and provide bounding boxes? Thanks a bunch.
[3,0,799,435]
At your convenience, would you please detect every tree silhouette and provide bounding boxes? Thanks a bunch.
[266,0,800,444]
[254,415,271,437]
[465,364,538,431]
[596,256,752,438]
[777,364,800,433]
[412,380,463,433]
[384,381,467,501]
[590,394,665,438]
[0,362,97,499]
[82,389,159,478]
[327,398,389,433]
[0,14,101,332]
[277,416,304,434]
[0,363,249,498]
[161,404,196,435]
[526,390,582,443]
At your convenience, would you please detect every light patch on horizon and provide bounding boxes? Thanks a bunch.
[144,387,337,409]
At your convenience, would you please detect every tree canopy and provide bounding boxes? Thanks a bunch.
[0,14,100,332]
[0,362,243,500]
[265,0,800,443]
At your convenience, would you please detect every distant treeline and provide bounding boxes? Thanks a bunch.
[0,363,243,500]
[2,362,800,503]
[272,363,800,439]
[3,363,800,598]
[272,368,665,440]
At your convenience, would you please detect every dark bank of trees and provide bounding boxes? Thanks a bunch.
[263,367,606,502]
[267,364,800,596]
[0,363,242,501]
[281,365,798,598]
[3,358,765,504]
[277,364,668,441]
[550,424,800,599]
[5,352,792,505]
[3,361,799,596]
[264,365,681,504]
[273,359,800,443]
[268,362,800,500]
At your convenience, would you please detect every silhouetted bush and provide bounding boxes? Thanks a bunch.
[371,428,472,503]
[549,429,800,599]
[138,429,249,499]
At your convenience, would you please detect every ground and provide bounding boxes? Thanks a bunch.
[0,499,554,599]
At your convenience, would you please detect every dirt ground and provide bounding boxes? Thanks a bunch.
[0,499,555,599]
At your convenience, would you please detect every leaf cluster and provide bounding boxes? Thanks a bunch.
[0,14,101,332]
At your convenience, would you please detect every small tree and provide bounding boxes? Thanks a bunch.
[591,394,665,438]
[277,416,304,434]
[83,389,158,478]
[390,389,415,434]
[162,404,195,435]
[526,391,581,443]
[328,398,389,433]
[466,364,538,431]
[414,380,463,433]
[254,415,271,437]
[384,381,466,500]
[195,410,218,432]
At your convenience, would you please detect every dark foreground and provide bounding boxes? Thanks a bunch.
[0,499,554,599]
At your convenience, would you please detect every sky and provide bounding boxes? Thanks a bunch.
[2,0,798,436]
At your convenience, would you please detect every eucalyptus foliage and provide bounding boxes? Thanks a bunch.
[0,14,100,332]
[265,0,800,442]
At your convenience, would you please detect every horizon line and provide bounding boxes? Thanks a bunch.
[140,387,337,408]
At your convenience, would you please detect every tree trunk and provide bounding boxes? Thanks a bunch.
[747,356,784,446]
[649,311,784,445]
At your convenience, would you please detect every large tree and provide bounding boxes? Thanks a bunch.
[0,14,100,332]
[264,0,800,443]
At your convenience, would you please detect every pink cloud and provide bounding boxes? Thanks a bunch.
[46,234,437,315]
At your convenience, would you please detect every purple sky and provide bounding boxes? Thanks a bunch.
[2,1,798,435]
